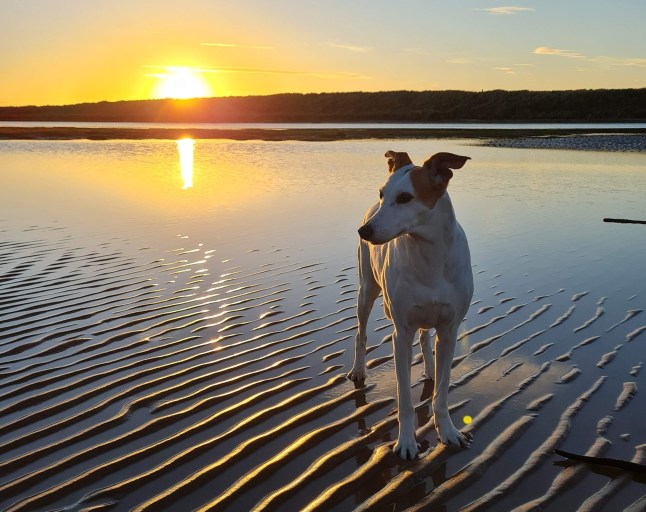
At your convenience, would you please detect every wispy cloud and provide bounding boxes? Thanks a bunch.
[323,43,372,53]
[201,42,274,50]
[141,66,199,78]
[595,56,646,68]
[475,6,534,15]
[620,58,646,67]
[534,49,646,69]
[447,58,471,65]
[534,47,587,60]
[142,65,371,79]
[210,67,371,79]
[490,63,536,76]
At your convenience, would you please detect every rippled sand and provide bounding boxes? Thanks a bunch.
[480,134,646,152]
[1,138,645,511]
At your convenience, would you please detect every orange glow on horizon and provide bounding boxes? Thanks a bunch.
[152,67,213,100]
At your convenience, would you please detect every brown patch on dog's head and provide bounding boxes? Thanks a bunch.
[411,152,470,208]
[384,150,413,173]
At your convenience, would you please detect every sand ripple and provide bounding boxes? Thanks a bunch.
[1,234,644,511]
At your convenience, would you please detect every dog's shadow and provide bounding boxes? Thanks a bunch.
[350,378,371,439]
[349,376,436,451]
[350,377,448,509]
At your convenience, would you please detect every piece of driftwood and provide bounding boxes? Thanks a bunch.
[554,449,646,473]
[603,218,646,225]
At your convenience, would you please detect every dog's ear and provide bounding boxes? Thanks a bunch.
[423,152,470,187]
[384,150,413,173]
[411,153,469,208]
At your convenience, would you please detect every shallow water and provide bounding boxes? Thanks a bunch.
[0,138,645,511]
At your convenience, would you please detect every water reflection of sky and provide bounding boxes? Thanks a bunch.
[2,138,645,274]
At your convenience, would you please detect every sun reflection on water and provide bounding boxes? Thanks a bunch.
[177,138,195,189]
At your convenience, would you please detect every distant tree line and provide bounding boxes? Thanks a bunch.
[2,89,646,122]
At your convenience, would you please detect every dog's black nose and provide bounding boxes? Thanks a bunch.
[358,224,373,240]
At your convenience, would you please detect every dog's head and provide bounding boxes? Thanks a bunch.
[358,150,470,244]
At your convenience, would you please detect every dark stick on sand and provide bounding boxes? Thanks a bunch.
[603,218,646,225]
[554,449,646,473]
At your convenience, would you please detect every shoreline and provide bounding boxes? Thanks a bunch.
[2,126,646,142]
[2,127,646,152]
[480,133,646,152]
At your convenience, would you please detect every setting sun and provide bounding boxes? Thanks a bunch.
[153,67,212,100]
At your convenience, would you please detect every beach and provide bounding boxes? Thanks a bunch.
[2,125,646,149]
[1,135,645,511]
[480,133,646,152]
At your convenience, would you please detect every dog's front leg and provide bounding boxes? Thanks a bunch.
[434,324,470,448]
[392,324,418,460]
[348,243,380,382]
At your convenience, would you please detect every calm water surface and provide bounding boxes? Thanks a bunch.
[2,138,645,282]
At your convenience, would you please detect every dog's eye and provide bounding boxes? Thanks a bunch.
[396,192,414,204]
[379,190,384,200]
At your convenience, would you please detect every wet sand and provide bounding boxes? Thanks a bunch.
[1,235,644,511]
[480,133,646,152]
[1,138,645,511]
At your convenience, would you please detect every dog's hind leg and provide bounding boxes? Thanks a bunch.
[433,323,471,448]
[392,324,418,459]
[419,328,434,381]
[347,242,380,382]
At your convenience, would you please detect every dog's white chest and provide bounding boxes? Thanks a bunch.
[383,283,456,328]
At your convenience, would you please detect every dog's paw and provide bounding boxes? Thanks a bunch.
[436,421,471,449]
[346,365,367,382]
[393,435,419,460]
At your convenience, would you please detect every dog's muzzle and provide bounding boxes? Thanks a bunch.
[358,223,374,241]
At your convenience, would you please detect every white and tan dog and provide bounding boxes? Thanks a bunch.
[348,150,474,459]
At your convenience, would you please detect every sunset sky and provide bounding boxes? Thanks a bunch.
[2,0,646,106]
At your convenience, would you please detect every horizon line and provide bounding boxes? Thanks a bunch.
[2,86,646,109]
